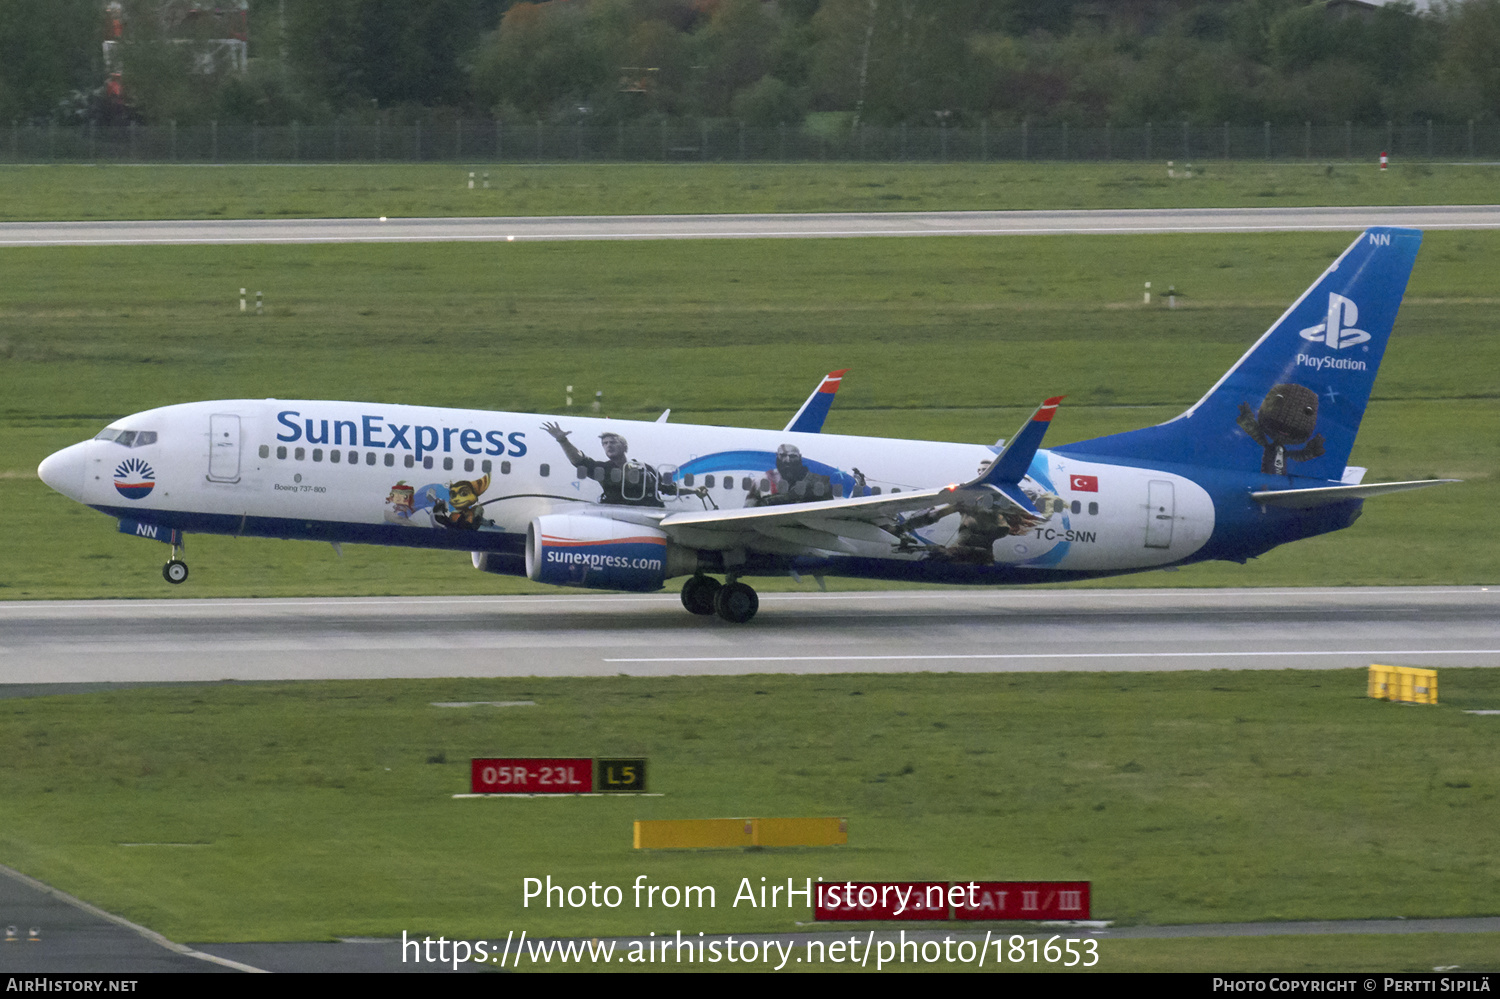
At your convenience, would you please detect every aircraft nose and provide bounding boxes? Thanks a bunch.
[38,442,89,502]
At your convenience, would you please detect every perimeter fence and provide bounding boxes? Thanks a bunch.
[4,119,1499,164]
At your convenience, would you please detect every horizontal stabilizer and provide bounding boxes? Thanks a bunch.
[1251,479,1460,509]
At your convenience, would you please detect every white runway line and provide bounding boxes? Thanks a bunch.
[607,649,1500,664]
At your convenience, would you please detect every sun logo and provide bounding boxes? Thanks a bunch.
[113,457,155,499]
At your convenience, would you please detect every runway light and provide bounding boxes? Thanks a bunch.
[379,216,387,222]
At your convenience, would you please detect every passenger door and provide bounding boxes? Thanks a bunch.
[207,413,242,483]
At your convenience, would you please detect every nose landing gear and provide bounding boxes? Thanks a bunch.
[162,541,188,585]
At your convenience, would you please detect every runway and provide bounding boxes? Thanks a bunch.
[2,587,1495,686]
[2,205,1499,246]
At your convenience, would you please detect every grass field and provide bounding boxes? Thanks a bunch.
[1,160,1498,221]
[1,671,1496,968]
[3,230,1496,598]
[3,174,1497,971]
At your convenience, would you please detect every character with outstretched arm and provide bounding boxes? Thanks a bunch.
[542,422,704,507]
[1236,383,1326,475]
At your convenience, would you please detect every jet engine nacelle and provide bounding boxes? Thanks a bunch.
[525,514,694,592]
[471,551,525,576]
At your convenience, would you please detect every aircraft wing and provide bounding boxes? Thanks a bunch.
[659,397,1062,553]
[783,369,848,433]
[660,485,971,553]
[1250,478,1460,508]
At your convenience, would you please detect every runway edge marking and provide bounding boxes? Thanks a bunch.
[0,861,268,973]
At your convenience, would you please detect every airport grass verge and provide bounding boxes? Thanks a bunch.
[1,671,1497,949]
[2,161,1500,222]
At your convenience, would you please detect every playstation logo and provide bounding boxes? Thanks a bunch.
[1299,293,1370,350]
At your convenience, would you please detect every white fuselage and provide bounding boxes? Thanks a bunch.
[48,398,1214,583]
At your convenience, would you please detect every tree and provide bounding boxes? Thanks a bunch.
[0,0,101,122]
[469,2,614,118]
[287,0,505,113]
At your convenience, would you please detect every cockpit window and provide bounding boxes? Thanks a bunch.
[94,429,158,448]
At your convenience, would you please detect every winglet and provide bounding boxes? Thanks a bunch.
[979,396,1064,486]
[783,369,849,433]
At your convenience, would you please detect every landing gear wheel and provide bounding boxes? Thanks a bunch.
[680,575,722,616]
[713,581,758,623]
[163,560,189,585]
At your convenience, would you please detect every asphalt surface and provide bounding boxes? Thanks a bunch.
[2,205,1499,246]
[2,587,1495,685]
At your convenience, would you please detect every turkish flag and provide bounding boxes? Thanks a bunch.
[1069,474,1099,492]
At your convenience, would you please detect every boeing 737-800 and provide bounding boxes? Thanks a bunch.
[37,228,1454,622]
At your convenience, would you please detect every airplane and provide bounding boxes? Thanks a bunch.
[37,227,1456,623]
[783,369,848,433]
[657,368,846,430]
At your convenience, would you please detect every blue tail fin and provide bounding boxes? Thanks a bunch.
[1055,227,1422,480]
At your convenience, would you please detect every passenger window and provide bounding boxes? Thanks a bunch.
[277,446,287,460]
[759,478,769,492]
[592,467,604,482]
[576,465,588,480]
[405,454,414,468]
[366,452,376,466]
[482,460,492,474]
[683,473,694,487]
[742,477,752,491]
[259,444,269,459]
[313,449,323,462]
[500,461,510,474]
[891,488,901,494]
[423,456,433,470]
[330,450,341,464]
[1071,500,1081,514]
[1089,502,1098,515]
[384,453,394,467]
[540,464,550,477]
[349,451,358,464]
[705,475,715,488]
[295,447,305,461]
[464,458,474,472]
[609,467,622,484]
[872,486,881,495]
[443,457,453,471]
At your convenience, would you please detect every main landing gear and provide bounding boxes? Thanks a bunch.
[162,542,189,585]
[680,574,758,624]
